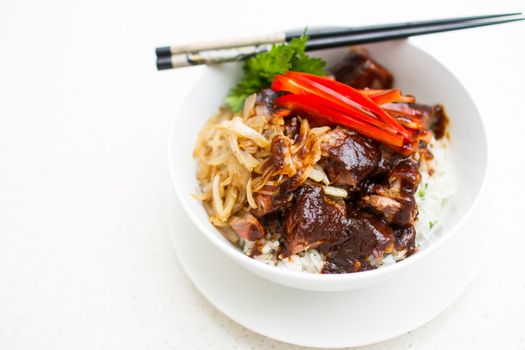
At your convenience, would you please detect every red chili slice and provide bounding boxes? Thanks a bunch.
[272,74,399,134]
[274,94,409,149]
[283,71,411,139]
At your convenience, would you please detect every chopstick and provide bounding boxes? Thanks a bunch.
[157,12,521,57]
[156,13,523,70]
[304,15,525,50]
[284,12,524,40]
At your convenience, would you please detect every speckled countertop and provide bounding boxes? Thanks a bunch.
[1,1,524,349]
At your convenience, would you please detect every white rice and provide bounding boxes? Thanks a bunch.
[414,138,455,247]
[241,238,324,273]
[241,137,455,273]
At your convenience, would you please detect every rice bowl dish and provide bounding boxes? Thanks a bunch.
[191,38,456,274]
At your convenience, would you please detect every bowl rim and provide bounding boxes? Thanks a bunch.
[168,40,489,285]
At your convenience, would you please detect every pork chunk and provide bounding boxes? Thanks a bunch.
[321,127,380,188]
[332,48,394,89]
[322,209,394,273]
[229,212,266,241]
[285,184,347,255]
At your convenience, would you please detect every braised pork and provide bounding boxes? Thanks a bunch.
[321,209,394,273]
[285,184,347,255]
[360,158,421,226]
[229,212,266,241]
[332,48,394,89]
[320,127,381,188]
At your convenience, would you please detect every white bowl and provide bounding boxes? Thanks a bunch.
[168,40,488,292]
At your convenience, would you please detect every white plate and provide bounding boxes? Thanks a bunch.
[168,186,490,348]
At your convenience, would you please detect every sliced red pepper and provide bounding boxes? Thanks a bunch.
[357,89,381,96]
[359,89,415,105]
[283,72,411,139]
[272,74,401,135]
[278,73,382,120]
[274,94,408,149]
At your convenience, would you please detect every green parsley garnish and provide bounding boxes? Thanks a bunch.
[224,35,327,112]
[429,221,436,230]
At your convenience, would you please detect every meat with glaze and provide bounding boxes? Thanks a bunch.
[229,212,266,241]
[285,184,347,255]
[393,225,417,257]
[320,127,380,188]
[252,191,292,217]
[321,209,394,273]
[332,48,394,89]
[360,158,421,225]
[410,103,449,140]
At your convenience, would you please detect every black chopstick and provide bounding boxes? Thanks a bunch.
[285,12,522,41]
[156,13,523,70]
[304,16,525,51]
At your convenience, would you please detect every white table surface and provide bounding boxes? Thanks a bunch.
[1,1,524,349]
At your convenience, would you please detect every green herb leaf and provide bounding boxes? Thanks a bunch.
[429,221,436,230]
[224,35,327,111]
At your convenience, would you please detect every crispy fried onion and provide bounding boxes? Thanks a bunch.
[194,96,332,226]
